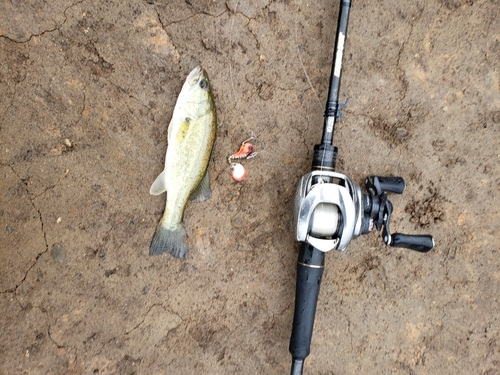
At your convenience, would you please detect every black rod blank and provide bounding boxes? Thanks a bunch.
[321,0,351,146]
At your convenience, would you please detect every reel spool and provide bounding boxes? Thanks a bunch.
[310,203,340,238]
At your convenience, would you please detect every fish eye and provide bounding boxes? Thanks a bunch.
[199,79,208,89]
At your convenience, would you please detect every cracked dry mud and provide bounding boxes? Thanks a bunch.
[1,0,499,374]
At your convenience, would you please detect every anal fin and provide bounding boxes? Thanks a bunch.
[190,170,211,202]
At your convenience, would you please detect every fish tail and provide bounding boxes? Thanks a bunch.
[149,222,188,259]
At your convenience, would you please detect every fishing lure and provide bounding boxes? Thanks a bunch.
[229,142,255,160]
[230,163,247,182]
[228,138,257,163]
[228,135,260,182]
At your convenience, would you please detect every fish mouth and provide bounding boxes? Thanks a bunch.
[187,66,205,86]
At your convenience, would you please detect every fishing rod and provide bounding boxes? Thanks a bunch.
[289,1,434,374]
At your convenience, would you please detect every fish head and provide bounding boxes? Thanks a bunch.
[186,66,206,86]
[185,66,210,94]
[180,66,213,116]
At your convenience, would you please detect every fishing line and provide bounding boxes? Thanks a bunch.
[228,1,252,135]
[294,13,324,113]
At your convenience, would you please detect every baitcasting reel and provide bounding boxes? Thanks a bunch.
[293,172,434,253]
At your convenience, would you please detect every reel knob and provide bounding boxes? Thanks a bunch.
[385,233,435,253]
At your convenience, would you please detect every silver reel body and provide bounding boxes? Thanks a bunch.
[293,171,363,252]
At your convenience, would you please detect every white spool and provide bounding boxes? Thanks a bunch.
[310,203,340,237]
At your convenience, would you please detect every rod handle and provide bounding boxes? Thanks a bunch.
[289,244,324,366]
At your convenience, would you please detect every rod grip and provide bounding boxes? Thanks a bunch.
[289,243,324,364]
[390,233,434,252]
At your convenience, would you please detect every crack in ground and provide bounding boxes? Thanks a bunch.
[32,185,56,200]
[155,6,227,29]
[226,1,273,21]
[1,164,49,294]
[153,6,228,82]
[48,325,65,348]
[0,0,85,43]
[125,303,182,336]
[155,10,196,28]
[86,41,113,69]
[245,20,261,49]
[125,303,163,335]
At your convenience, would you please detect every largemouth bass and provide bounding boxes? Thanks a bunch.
[149,66,216,258]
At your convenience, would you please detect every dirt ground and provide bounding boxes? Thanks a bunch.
[1,0,499,374]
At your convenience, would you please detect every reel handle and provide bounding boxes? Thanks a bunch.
[367,176,406,195]
[389,233,434,252]
[381,200,435,253]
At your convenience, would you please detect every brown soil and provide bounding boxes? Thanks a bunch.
[1,0,499,374]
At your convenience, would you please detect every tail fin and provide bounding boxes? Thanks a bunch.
[149,223,188,259]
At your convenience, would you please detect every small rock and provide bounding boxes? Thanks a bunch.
[396,127,409,139]
[104,269,116,277]
[182,263,197,273]
[51,243,65,264]
[25,149,34,161]
[492,111,500,124]
[230,216,243,228]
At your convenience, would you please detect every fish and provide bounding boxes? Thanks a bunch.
[149,66,216,258]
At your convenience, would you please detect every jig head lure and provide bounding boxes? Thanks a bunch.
[228,136,259,182]
[228,139,257,162]
[230,163,247,182]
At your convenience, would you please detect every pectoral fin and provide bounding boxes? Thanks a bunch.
[150,170,168,195]
[189,170,211,202]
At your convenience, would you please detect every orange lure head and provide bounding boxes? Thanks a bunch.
[230,142,255,160]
